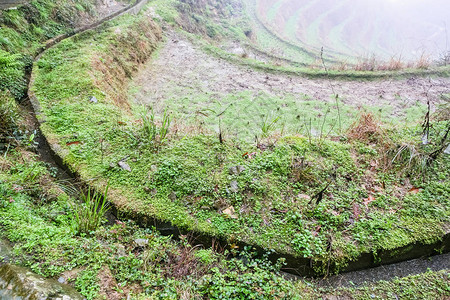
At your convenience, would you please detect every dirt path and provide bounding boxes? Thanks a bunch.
[96,0,128,17]
[77,0,128,27]
[132,31,449,119]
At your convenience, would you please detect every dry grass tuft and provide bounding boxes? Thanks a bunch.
[377,56,404,71]
[354,55,376,71]
[351,53,433,72]
[415,53,431,69]
[347,112,385,143]
[167,245,200,279]
[90,18,162,109]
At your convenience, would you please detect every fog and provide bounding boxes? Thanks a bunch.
[257,0,450,61]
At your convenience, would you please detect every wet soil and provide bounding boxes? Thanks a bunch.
[132,31,450,117]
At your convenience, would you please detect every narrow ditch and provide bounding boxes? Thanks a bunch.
[13,0,450,286]
[316,252,450,288]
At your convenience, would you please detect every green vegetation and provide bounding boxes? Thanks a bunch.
[0,146,299,299]
[0,0,97,55]
[0,0,99,101]
[0,0,449,298]
[71,185,110,235]
[28,2,450,275]
[151,0,249,40]
[0,140,448,299]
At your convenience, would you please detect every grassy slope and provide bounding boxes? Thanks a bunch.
[0,0,100,102]
[29,0,450,275]
[0,118,448,298]
[0,141,299,299]
[0,0,448,299]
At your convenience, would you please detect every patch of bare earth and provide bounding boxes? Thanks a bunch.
[97,266,144,300]
[77,0,128,27]
[132,31,450,116]
[97,266,122,300]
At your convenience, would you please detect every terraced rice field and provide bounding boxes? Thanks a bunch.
[255,0,450,61]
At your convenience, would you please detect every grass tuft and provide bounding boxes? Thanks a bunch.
[347,112,386,144]
[71,184,110,235]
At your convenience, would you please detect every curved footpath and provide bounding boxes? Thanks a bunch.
[24,0,450,282]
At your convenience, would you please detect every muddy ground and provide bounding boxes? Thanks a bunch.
[132,31,450,121]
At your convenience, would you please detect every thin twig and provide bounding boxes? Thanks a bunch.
[320,47,342,133]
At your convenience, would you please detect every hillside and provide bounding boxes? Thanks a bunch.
[0,0,449,299]
[254,0,450,63]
